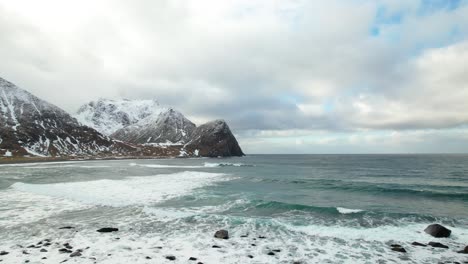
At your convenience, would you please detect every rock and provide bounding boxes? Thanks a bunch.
[390,244,402,248]
[43,242,52,247]
[272,249,281,252]
[59,226,75,229]
[70,251,82,257]
[411,242,427,247]
[240,235,248,238]
[97,227,119,233]
[63,243,73,249]
[457,245,468,254]
[40,249,48,252]
[197,262,204,264]
[258,236,267,239]
[41,257,47,259]
[145,256,151,259]
[424,224,451,238]
[251,244,256,246]
[59,248,73,254]
[0,251,8,256]
[428,242,449,249]
[189,257,197,261]
[247,255,254,258]
[391,247,407,253]
[214,230,229,239]
[26,245,37,248]
[186,120,244,157]
[267,252,275,256]
[212,245,221,248]
[165,256,176,261]
[22,250,29,254]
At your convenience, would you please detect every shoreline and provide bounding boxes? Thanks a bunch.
[0,155,198,165]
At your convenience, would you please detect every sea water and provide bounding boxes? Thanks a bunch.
[0,154,467,263]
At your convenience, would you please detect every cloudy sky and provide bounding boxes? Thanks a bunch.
[1,0,467,154]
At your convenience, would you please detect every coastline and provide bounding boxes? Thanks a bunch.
[0,155,197,165]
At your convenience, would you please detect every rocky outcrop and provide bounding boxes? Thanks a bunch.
[112,109,196,144]
[424,224,451,238]
[186,120,244,157]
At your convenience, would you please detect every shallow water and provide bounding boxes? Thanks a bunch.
[0,154,467,263]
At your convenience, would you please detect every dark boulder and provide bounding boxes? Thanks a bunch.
[189,257,197,261]
[428,242,449,249]
[411,242,427,247]
[97,227,119,233]
[186,120,244,157]
[59,226,75,230]
[424,224,451,238]
[214,229,229,239]
[267,251,276,256]
[58,248,73,254]
[391,247,407,253]
[165,256,176,261]
[0,251,9,256]
[457,245,468,254]
[70,251,82,257]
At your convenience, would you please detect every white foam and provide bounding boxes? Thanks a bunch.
[137,164,205,169]
[336,207,364,214]
[10,171,228,207]
[204,162,253,167]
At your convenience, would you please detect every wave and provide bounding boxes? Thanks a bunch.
[320,182,468,200]
[10,171,229,207]
[204,162,254,167]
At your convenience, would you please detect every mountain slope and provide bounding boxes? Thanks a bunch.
[111,109,196,144]
[0,77,133,157]
[185,120,244,157]
[75,98,162,135]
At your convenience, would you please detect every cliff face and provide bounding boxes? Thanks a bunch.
[186,120,244,157]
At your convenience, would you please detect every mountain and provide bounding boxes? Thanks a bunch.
[0,76,244,158]
[185,120,244,157]
[0,77,135,157]
[111,108,196,144]
[75,98,162,135]
[76,99,244,157]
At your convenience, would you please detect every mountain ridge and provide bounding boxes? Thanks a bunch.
[0,77,244,158]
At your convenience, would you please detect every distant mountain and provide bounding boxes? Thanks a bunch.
[77,99,244,157]
[112,108,196,144]
[0,76,244,158]
[0,77,134,157]
[75,98,162,135]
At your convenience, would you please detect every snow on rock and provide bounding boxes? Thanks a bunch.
[0,77,133,157]
[112,108,196,144]
[75,98,163,135]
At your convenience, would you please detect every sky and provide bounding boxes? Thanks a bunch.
[0,0,467,154]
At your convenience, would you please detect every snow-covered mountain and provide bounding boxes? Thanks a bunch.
[75,98,244,156]
[0,77,134,157]
[0,76,244,158]
[75,99,163,135]
[112,108,196,144]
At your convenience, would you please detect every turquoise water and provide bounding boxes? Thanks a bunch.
[0,155,467,263]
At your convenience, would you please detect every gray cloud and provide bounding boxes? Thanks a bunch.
[0,0,467,153]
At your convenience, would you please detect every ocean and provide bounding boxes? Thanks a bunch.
[0,154,467,263]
